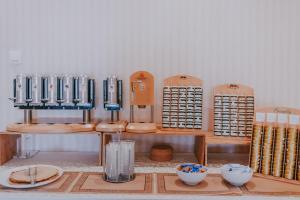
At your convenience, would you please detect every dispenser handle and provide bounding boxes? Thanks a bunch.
[117,80,123,109]
[103,79,108,108]
[88,79,95,107]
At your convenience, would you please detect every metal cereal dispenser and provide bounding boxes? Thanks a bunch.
[103,75,123,122]
[11,74,95,124]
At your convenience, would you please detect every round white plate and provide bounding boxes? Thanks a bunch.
[0,164,64,189]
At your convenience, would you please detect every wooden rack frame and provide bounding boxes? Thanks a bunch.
[250,107,300,181]
[162,75,203,130]
[212,83,254,137]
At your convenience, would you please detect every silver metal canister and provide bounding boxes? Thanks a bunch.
[73,76,80,104]
[46,75,58,105]
[41,76,49,103]
[56,76,65,104]
[77,75,89,106]
[25,75,33,103]
[15,74,27,105]
[62,75,73,106]
[104,76,118,110]
[31,75,42,105]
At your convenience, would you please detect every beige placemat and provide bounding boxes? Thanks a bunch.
[0,172,79,193]
[157,173,242,195]
[241,174,300,196]
[71,172,152,194]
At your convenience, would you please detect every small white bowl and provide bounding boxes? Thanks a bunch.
[176,163,208,186]
[221,164,253,187]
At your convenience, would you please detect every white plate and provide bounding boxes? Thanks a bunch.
[0,164,64,189]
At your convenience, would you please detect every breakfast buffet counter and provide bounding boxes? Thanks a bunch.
[0,162,299,200]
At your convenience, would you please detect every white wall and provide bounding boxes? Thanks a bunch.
[0,0,300,152]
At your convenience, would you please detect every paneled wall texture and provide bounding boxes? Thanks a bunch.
[0,0,299,152]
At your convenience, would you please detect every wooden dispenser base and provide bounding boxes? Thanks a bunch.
[6,118,99,134]
[96,120,128,132]
[126,123,157,133]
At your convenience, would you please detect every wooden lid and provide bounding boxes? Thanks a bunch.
[163,75,203,87]
[213,83,254,96]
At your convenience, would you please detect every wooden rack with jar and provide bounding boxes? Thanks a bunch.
[250,107,300,181]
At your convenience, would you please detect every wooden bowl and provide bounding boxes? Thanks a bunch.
[150,144,173,162]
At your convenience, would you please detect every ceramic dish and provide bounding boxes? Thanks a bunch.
[0,164,63,189]
[221,163,253,186]
[176,163,208,186]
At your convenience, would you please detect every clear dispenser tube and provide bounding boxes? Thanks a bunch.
[104,137,135,183]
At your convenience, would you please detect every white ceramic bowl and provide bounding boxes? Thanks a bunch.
[176,163,208,186]
[221,164,253,187]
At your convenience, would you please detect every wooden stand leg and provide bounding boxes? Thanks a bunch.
[194,135,205,165]
[0,134,19,165]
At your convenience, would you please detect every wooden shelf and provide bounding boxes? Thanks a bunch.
[206,132,251,145]
[204,132,251,165]
[100,127,208,166]
[122,125,209,136]
[6,118,100,134]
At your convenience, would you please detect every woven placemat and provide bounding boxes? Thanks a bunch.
[0,172,79,193]
[71,172,152,194]
[157,173,242,195]
[241,174,300,196]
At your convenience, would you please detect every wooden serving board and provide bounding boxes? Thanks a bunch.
[241,174,300,195]
[157,173,242,195]
[71,172,152,194]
